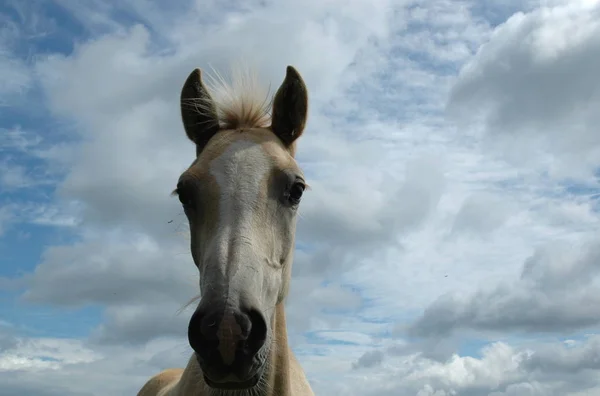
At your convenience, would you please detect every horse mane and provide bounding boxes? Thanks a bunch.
[200,64,273,130]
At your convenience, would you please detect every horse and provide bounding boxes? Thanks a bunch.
[136,64,315,396]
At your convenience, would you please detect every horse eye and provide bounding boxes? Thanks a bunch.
[177,182,195,209]
[287,182,305,205]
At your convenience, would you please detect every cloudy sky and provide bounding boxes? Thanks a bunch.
[1,0,600,395]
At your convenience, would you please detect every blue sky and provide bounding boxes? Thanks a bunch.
[2,0,600,395]
[0,0,88,332]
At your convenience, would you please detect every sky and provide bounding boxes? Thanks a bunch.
[1,0,600,395]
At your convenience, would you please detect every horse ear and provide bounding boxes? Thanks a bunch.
[180,68,220,153]
[270,66,308,147]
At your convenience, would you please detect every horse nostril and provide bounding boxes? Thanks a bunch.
[200,313,220,340]
[245,309,267,353]
[188,309,221,357]
[235,311,252,340]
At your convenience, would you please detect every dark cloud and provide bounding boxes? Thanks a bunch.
[352,349,384,369]
[297,156,445,252]
[447,2,600,173]
[449,193,512,237]
[408,239,600,338]
[21,240,197,307]
[0,332,18,351]
[522,337,600,374]
[18,238,198,344]
[90,302,191,346]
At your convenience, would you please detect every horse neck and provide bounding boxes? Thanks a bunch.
[265,301,292,396]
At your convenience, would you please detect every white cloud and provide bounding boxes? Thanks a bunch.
[0,337,99,371]
[5,330,600,395]
[344,335,600,395]
[2,0,600,395]
[446,0,600,179]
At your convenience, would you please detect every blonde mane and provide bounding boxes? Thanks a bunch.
[198,65,273,130]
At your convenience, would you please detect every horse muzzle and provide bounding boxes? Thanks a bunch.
[188,302,269,389]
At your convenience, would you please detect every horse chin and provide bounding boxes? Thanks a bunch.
[203,372,261,390]
[199,353,268,391]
